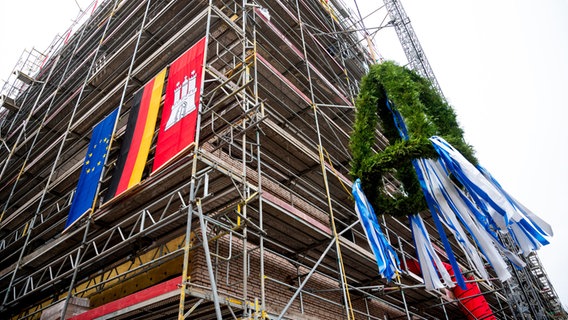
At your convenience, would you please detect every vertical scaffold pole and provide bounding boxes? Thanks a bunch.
[293,0,355,318]
[250,8,266,317]
[2,0,121,310]
[59,0,152,318]
[178,184,195,320]
[178,1,214,318]
[241,1,251,316]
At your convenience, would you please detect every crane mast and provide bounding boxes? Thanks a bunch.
[383,0,444,98]
[383,1,566,318]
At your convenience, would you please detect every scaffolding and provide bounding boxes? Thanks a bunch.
[0,0,564,319]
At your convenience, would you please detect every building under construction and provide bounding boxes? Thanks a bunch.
[0,0,565,319]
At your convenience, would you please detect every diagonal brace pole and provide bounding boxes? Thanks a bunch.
[197,198,223,319]
[277,237,336,320]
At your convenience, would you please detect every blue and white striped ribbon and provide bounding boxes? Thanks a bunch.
[386,104,468,289]
[352,179,400,280]
[409,214,454,290]
[379,101,550,288]
[419,159,490,279]
[413,158,468,289]
[423,158,512,281]
[478,165,553,241]
[430,136,552,256]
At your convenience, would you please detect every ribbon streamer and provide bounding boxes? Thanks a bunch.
[409,214,454,290]
[423,158,512,281]
[352,179,400,280]
[430,136,552,256]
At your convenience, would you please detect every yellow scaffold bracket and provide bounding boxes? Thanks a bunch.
[318,0,339,23]
[236,191,259,226]
[226,56,255,78]
[242,191,259,205]
[227,297,243,306]
[22,221,30,236]
[237,203,242,226]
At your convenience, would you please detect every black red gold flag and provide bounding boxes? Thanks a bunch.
[107,68,166,198]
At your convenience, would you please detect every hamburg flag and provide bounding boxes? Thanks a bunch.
[107,68,167,198]
[65,108,118,230]
[152,37,206,173]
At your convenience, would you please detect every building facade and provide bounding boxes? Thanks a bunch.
[0,0,564,319]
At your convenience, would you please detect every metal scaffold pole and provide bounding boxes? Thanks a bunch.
[277,238,337,320]
[2,0,121,310]
[178,192,195,320]
[241,1,250,316]
[178,1,216,318]
[251,9,266,317]
[293,0,355,319]
[198,198,224,319]
[59,0,152,318]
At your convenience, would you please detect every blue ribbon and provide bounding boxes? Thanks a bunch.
[431,136,551,254]
[431,140,510,225]
[353,179,400,280]
[385,102,467,289]
[478,165,551,243]
[386,99,409,140]
[412,159,467,289]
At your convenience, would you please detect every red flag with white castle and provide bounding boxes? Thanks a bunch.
[152,37,206,173]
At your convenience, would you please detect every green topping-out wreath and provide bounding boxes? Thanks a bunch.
[349,61,477,217]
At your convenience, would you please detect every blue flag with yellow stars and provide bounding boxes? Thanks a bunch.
[65,108,118,230]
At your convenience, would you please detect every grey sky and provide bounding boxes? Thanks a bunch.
[378,0,568,307]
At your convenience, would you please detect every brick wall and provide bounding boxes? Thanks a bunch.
[190,232,406,319]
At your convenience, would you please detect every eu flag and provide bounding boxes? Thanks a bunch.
[65,108,118,230]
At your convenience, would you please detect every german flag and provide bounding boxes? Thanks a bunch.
[107,68,167,199]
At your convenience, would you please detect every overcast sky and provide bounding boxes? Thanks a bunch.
[370,0,568,308]
[1,0,566,310]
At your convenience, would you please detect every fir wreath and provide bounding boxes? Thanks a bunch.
[349,61,477,217]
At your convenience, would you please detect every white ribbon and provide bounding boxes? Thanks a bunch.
[410,214,454,290]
